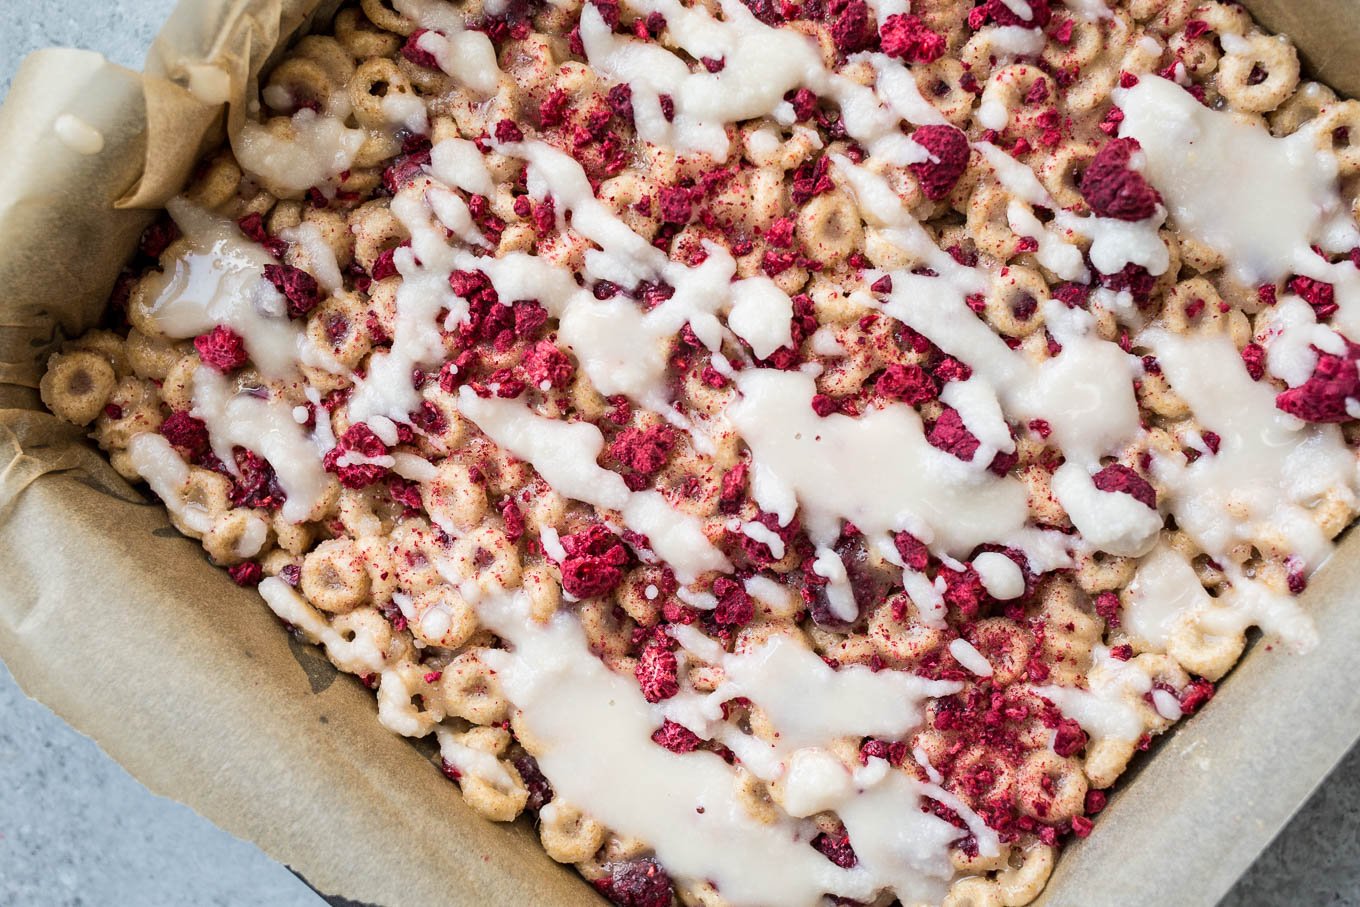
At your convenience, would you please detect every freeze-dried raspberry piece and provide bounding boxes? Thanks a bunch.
[322,423,390,489]
[1179,678,1215,714]
[339,423,388,458]
[712,576,755,627]
[263,263,322,318]
[1080,138,1162,221]
[610,425,677,482]
[1275,340,1360,423]
[493,118,524,144]
[538,89,570,128]
[940,563,986,618]
[228,561,263,587]
[826,0,875,54]
[1091,463,1157,509]
[1052,718,1088,756]
[400,29,440,68]
[160,410,210,458]
[927,407,981,461]
[1094,590,1121,627]
[893,531,930,571]
[739,0,781,25]
[908,125,970,201]
[1288,275,1338,318]
[229,449,286,510]
[194,325,248,372]
[370,246,400,282]
[657,186,693,224]
[933,355,972,384]
[651,719,703,753]
[879,14,945,63]
[388,477,423,512]
[718,461,748,512]
[636,642,680,703]
[560,525,629,597]
[787,88,819,122]
[875,363,938,404]
[971,0,1051,29]
[812,832,859,868]
[593,859,674,907]
[522,339,575,388]
[510,752,554,810]
[381,148,432,194]
[139,216,180,259]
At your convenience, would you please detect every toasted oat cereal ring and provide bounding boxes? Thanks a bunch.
[334,7,401,58]
[300,537,372,613]
[360,0,417,36]
[1217,33,1300,113]
[1015,750,1088,821]
[1314,100,1360,175]
[40,350,117,426]
[538,800,606,863]
[439,650,510,724]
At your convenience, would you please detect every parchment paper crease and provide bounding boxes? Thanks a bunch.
[0,2,1356,905]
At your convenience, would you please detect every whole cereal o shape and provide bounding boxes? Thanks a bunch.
[40,350,117,426]
[300,538,372,613]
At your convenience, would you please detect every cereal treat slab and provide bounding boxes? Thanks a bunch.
[39,0,1360,903]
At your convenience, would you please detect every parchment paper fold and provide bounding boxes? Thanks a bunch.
[0,2,1356,905]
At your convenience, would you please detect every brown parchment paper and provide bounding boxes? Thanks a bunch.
[0,2,1357,906]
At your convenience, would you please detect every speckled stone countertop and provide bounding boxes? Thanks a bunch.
[1,2,1358,905]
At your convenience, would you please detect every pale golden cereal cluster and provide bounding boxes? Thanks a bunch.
[39,0,1360,904]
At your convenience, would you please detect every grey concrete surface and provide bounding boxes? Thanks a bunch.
[0,2,1357,906]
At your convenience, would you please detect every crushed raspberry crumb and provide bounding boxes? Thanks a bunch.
[194,325,248,372]
[927,407,980,461]
[1091,463,1157,509]
[1080,138,1161,221]
[593,859,674,907]
[263,263,322,318]
[908,125,971,201]
[712,576,755,627]
[1094,590,1121,627]
[1241,342,1266,380]
[811,832,859,868]
[559,525,630,597]
[974,0,1051,29]
[1275,340,1360,423]
[522,339,575,388]
[787,88,819,122]
[160,410,210,458]
[879,14,946,63]
[494,119,524,144]
[322,422,390,489]
[1288,275,1338,318]
[651,719,703,753]
[658,186,693,225]
[893,531,930,571]
[875,363,938,405]
[1052,718,1088,756]
[636,641,680,703]
[227,561,263,587]
[610,424,677,486]
[400,29,440,68]
[1179,678,1215,714]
